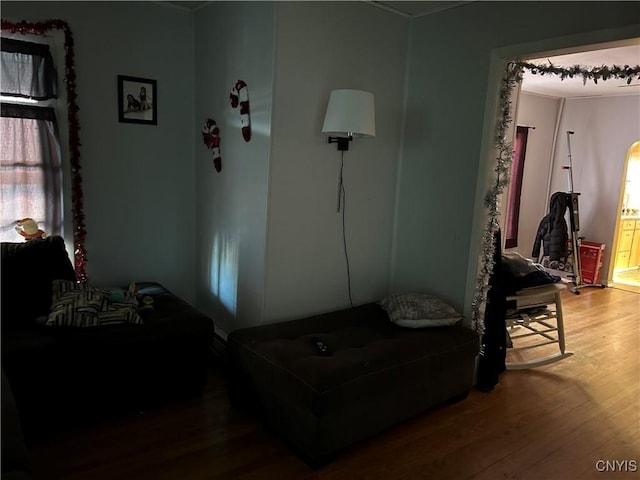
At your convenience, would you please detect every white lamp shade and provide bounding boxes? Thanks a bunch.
[321,89,375,137]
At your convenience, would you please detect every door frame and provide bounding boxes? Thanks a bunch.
[609,141,640,284]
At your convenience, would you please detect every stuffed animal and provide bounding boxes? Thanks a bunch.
[15,218,46,240]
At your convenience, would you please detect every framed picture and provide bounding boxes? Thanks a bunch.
[118,75,157,125]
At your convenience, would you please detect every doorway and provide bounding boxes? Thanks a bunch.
[611,142,640,293]
[505,42,640,290]
[469,37,640,330]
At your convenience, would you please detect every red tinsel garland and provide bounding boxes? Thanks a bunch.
[1,19,88,283]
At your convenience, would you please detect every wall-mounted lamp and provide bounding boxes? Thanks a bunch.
[322,89,375,150]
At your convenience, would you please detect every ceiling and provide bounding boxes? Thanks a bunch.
[163,1,640,98]
[373,1,468,16]
[164,0,208,9]
[163,1,468,15]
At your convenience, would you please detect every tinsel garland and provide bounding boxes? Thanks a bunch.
[471,60,640,337]
[2,19,88,283]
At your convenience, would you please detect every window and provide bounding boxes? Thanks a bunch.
[505,125,530,249]
[1,36,63,242]
[1,21,87,281]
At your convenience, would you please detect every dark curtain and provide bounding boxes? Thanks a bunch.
[505,126,529,249]
[476,228,507,391]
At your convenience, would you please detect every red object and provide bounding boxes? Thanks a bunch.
[202,118,222,173]
[579,241,605,285]
[230,80,251,142]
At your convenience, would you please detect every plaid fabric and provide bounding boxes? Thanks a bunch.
[47,280,142,327]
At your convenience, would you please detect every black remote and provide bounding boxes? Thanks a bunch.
[310,337,330,356]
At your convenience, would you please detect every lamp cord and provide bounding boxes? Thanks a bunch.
[338,151,354,308]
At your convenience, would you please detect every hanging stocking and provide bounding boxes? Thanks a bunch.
[202,118,222,172]
[230,79,251,142]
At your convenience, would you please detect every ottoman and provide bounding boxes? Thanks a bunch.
[1,237,215,441]
[226,302,479,466]
[2,282,214,441]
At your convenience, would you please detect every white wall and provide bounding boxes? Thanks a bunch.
[2,2,197,302]
[509,92,562,260]
[512,92,640,284]
[2,0,407,332]
[263,1,408,323]
[548,94,640,282]
[395,1,640,320]
[193,2,275,333]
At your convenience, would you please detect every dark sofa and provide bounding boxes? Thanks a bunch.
[1,236,214,443]
[2,370,31,479]
[227,302,480,467]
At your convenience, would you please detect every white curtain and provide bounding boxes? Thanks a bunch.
[1,104,63,241]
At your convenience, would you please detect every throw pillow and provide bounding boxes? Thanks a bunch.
[47,280,143,327]
[379,293,462,328]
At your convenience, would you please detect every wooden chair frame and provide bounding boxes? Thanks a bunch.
[505,283,573,370]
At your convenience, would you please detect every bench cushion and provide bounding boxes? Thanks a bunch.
[227,302,479,464]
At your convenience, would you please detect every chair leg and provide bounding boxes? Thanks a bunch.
[555,291,567,354]
[505,285,572,370]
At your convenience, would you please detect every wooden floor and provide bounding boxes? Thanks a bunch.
[613,267,640,294]
[28,287,639,480]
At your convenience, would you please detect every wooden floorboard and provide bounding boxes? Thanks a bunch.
[26,287,639,479]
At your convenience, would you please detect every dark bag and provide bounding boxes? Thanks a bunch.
[501,252,560,295]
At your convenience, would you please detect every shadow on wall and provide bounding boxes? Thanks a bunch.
[207,232,239,317]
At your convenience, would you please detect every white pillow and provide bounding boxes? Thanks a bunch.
[379,293,462,328]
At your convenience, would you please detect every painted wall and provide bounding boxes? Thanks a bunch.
[2,0,406,332]
[394,1,640,320]
[193,2,275,333]
[548,94,640,282]
[5,1,637,333]
[509,92,562,260]
[262,1,408,323]
[2,1,197,302]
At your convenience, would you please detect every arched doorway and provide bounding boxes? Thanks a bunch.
[611,141,640,293]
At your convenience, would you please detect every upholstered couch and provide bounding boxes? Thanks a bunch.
[226,299,480,467]
[1,236,214,442]
[2,370,31,479]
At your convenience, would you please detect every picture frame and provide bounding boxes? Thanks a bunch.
[118,75,157,125]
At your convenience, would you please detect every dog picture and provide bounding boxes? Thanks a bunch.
[118,75,157,125]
